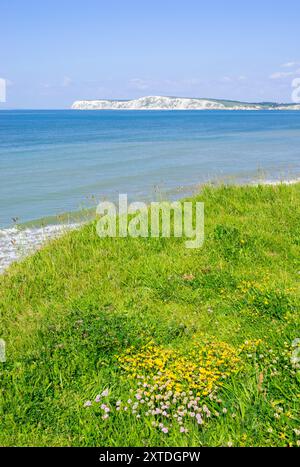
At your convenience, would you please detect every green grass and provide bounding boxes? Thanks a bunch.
[0,183,299,447]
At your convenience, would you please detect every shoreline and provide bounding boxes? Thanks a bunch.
[71,95,300,111]
[1,180,299,446]
[1,177,300,274]
[250,177,300,187]
[0,223,80,274]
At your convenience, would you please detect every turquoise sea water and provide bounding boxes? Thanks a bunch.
[0,110,300,228]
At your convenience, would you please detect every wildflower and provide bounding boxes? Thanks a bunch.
[162,427,168,433]
[101,389,109,397]
[222,408,228,414]
[102,414,109,420]
[95,395,101,403]
[180,426,188,433]
[84,400,92,407]
[196,414,203,425]
[227,441,233,447]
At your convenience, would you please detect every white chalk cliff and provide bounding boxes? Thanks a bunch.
[71,95,300,111]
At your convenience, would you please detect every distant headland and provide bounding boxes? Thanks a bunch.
[71,95,300,110]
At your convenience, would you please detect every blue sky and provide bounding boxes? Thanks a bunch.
[1,0,300,108]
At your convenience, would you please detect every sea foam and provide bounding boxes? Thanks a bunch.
[0,223,79,274]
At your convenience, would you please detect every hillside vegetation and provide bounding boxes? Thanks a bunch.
[0,183,299,446]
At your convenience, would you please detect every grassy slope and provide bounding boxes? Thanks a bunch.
[0,184,299,447]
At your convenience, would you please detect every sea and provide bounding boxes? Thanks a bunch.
[0,109,300,271]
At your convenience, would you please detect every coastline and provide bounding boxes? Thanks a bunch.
[1,180,299,447]
[0,223,80,274]
[1,177,300,274]
[71,95,300,111]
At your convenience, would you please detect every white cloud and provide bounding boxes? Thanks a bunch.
[269,69,300,79]
[129,77,203,92]
[221,76,232,82]
[270,71,294,79]
[281,61,298,68]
